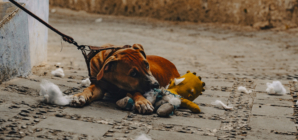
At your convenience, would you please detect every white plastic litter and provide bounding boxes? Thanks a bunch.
[266,81,286,96]
[51,9,56,13]
[135,134,151,140]
[51,68,65,77]
[55,62,61,67]
[39,80,71,105]
[81,78,91,87]
[237,86,252,94]
[293,79,298,82]
[296,100,298,105]
[211,100,233,110]
[95,18,103,23]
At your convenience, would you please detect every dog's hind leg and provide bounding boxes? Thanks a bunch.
[70,84,104,107]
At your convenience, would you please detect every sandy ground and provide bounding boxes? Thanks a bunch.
[1,7,298,140]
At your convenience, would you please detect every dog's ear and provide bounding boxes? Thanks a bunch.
[97,56,118,81]
[132,44,146,58]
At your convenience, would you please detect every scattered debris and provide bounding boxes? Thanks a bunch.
[81,78,91,87]
[293,79,297,82]
[237,86,252,94]
[253,21,272,30]
[135,134,151,140]
[51,9,56,13]
[266,81,286,96]
[51,68,65,78]
[95,18,103,23]
[211,100,233,110]
[55,62,61,67]
[39,80,71,105]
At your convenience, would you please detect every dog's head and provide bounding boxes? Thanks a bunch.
[95,44,159,93]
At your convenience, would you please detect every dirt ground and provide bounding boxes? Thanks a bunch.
[49,0,298,28]
[1,7,298,140]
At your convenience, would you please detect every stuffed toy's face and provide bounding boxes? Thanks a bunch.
[167,71,205,101]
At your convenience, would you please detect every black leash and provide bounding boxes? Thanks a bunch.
[9,0,125,78]
[9,0,86,50]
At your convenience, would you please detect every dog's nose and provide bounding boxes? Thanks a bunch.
[151,82,160,89]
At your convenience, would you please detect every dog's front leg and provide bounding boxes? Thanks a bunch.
[70,84,104,107]
[132,92,154,114]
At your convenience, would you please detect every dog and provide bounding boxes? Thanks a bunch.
[70,44,180,114]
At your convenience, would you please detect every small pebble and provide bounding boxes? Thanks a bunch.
[105,134,113,137]
[108,130,114,133]
[165,125,173,128]
[19,112,28,117]
[9,130,17,134]
[21,110,30,113]
[55,113,64,117]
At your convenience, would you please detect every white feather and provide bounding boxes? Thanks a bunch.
[135,134,151,140]
[266,81,286,96]
[55,62,61,67]
[51,68,65,77]
[81,78,91,87]
[95,18,103,23]
[211,100,233,110]
[237,86,252,94]
[39,80,71,105]
[174,78,185,85]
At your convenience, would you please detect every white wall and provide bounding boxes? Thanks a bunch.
[3,0,49,67]
[0,2,31,82]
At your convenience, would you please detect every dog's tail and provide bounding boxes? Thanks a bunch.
[39,80,71,105]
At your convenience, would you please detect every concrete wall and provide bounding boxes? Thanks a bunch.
[3,0,49,67]
[0,0,49,83]
[0,2,31,83]
[50,0,298,28]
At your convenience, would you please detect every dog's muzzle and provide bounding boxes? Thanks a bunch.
[150,82,160,89]
[146,75,160,90]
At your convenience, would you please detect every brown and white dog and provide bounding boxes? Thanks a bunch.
[70,44,180,114]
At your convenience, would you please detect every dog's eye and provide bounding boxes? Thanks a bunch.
[144,62,149,69]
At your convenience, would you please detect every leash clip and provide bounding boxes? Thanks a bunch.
[78,45,86,50]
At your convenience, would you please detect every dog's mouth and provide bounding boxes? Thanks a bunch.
[141,84,160,94]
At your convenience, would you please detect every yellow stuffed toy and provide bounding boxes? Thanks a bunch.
[116,71,205,115]
[167,71,205,113]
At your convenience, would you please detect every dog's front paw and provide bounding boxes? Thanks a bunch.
[135,98,154,114]
[69,95,86,107]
